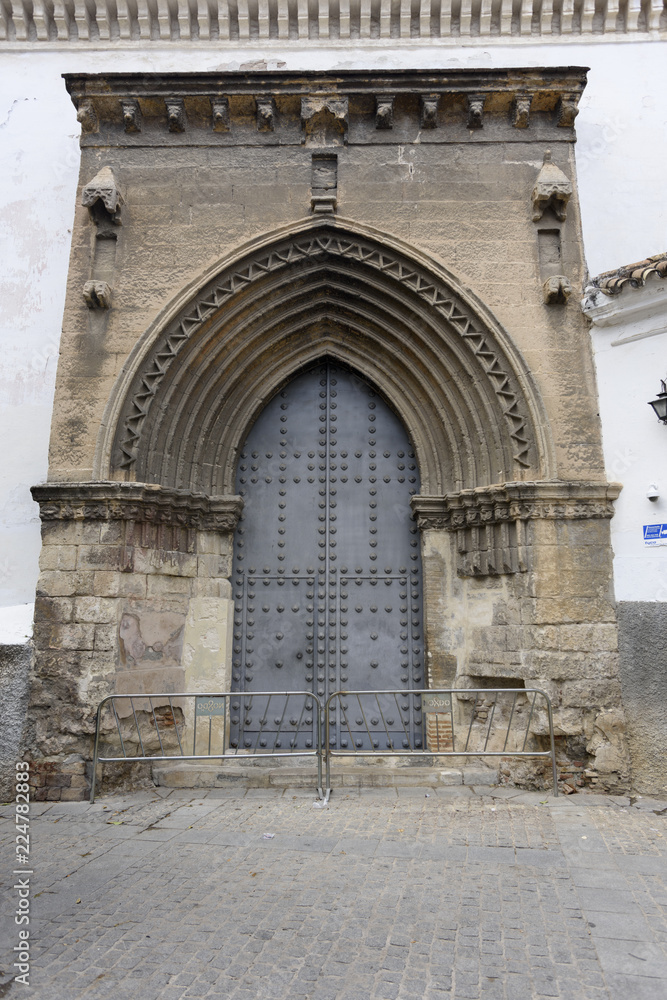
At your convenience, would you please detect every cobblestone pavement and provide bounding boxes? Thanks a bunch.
[1,784,666,999]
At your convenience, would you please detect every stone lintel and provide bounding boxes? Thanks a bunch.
[411,481,623,531]
[31,482,243,533]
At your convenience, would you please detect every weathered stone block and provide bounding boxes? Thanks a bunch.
[94,624,116,651]
[77,544,129,572]
[34,596,74,623]
[93,571,147,598]
[36,571,77,597]
[60,787,88,801]
[42,520,100,546]
[74,596,118,623]
[39,545,78,571]
[560,679,622,708]
[197,553,231,578]
[132,548,198,577]
[100,521,124,544]
[53,623,97,651]
[146,575,193,598]
[45,772,71,787]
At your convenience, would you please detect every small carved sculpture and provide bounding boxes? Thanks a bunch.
[531,150,573,222]
[76,100,98,134]
[211,98,230,132]
[512,94,532,129]
[420,95,439,129]
[81,166,123,224]
[121,99,141,133]
[467,95,485,129]
[542,275,572,305]
[375,96,394,130]
[256,98,275,132]
[83,279,112,310]
[557,94,580,128]
[165,99,186,133]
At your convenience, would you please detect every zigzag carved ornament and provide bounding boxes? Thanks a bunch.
[116,234,532,472]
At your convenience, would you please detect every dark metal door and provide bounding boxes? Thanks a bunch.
[231,362,424,750]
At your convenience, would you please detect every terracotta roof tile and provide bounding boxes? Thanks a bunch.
[591,253,667,296]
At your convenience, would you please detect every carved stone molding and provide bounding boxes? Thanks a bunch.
[412,482,621,577]
[412,482,622,530]
[3,2,663,45]
[65,70,587,147]
[114,227,534,476]
[31,482,243,533]
[532,150,572,223]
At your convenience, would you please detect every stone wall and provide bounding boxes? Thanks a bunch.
[25,484,240,798]
[616,602,667,797]
[0,642,31,799]
[24,68,633,795]
[416,484,630,792]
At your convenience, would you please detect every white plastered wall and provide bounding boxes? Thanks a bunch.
[1,41,666,638]
[588,279,667,602]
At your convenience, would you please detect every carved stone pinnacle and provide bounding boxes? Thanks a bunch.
[532,150,573,223]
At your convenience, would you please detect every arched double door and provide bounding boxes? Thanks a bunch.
[231,360,424,750]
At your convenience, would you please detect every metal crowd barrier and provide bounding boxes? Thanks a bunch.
[323,687,558,802]
[90,686,557,803]
[90,690,323,802]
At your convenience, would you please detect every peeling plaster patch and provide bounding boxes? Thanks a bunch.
[0,98,32,129]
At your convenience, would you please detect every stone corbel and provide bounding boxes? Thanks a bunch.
[211,98,230,132]
[256,98,275,132]
[543,276,572,305]
[165,98,186,133]
[121,99,141,133]
[375,96,394,130]
[557,94,580,128]
[467,95,485,129]
[420,94,439,129]
[512,94,532,129]
[83,280,113,310]
[532,150,572,223]
[81,166,122,311]
[76,100,98,134]
[301,96,348,145]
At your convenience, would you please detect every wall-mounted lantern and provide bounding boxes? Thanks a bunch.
[648,380,667,423]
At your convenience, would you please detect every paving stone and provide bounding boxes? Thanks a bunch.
[3,785,666,998]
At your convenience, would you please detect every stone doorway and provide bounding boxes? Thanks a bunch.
[230,360,425,750]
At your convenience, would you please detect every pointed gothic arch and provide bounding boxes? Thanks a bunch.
[96,217,554,496]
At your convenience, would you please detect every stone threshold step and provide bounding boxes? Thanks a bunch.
[152,761,500,789]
